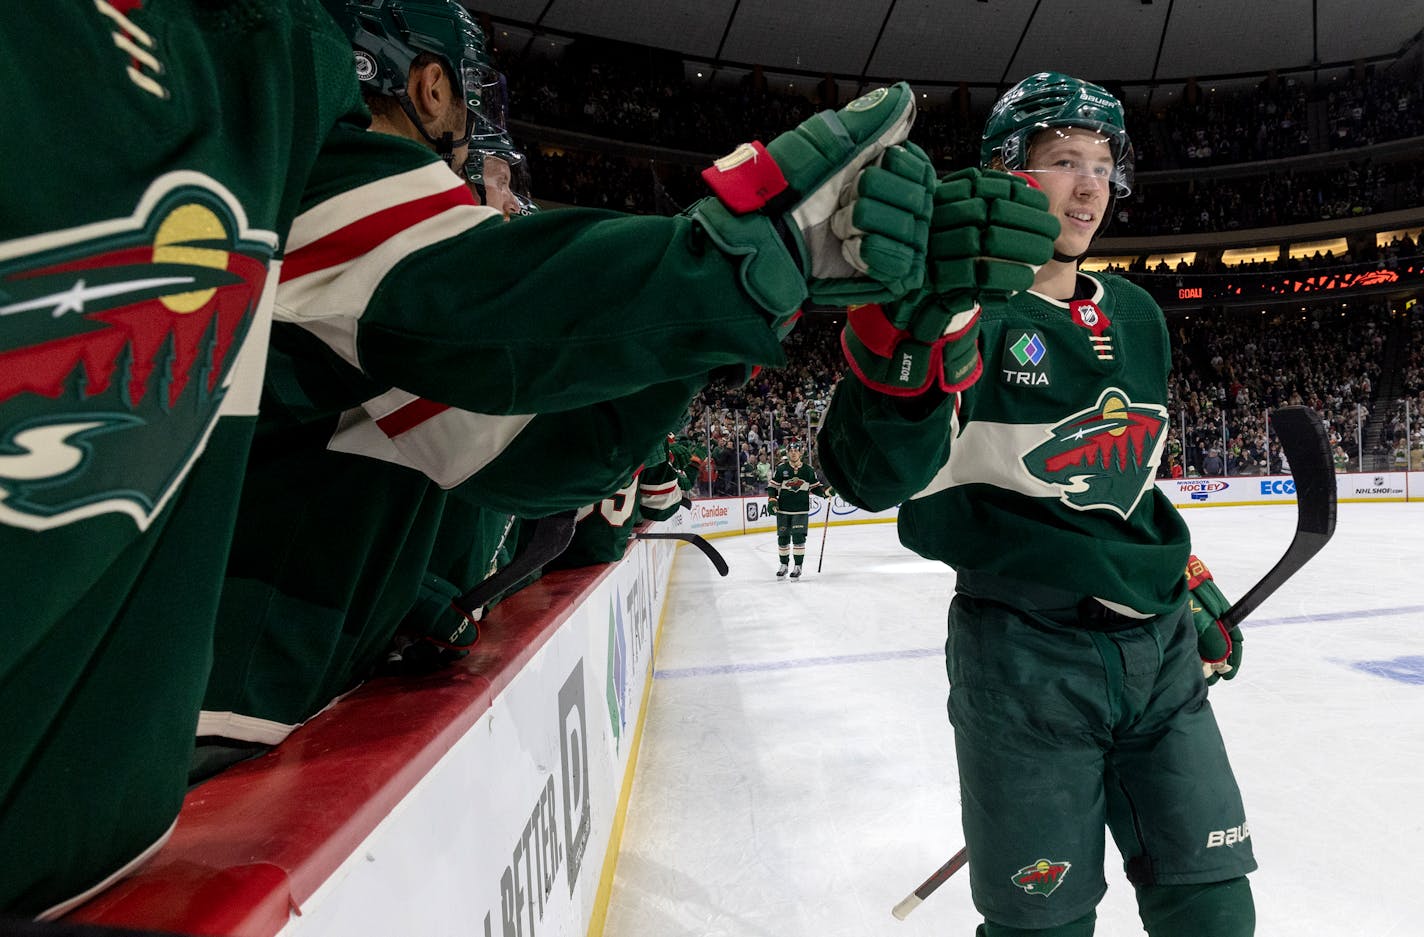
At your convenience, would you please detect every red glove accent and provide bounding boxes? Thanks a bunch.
[845,303,905,357]
[701,141,789,214]
[1186,554,1213,591]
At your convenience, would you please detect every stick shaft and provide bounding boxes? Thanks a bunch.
[891,847,968,920]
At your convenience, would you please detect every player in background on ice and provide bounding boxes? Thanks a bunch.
[817,72,1254,936]
[1,0,939,917]
[767,440,830,578]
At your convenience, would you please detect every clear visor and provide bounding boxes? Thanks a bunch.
[1018,126,1134,197]
[470,149,535,217]
[461,61,507,141]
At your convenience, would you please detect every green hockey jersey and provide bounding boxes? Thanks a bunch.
[820,273,1191,615]
[0,0,361,916]
[200,380,707,750]
[768,460,826,515]
[3,1,802,916]
[552,436,692,569]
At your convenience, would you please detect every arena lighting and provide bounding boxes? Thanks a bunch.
[1214,267,1410,299]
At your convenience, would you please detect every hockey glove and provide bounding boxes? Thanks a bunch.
[841,293,981,395]
[928,168,1059,302]
[384,572,481,676]
[1187,555,1243,685]
[767,498,778,516]
[840,169,1058,397]
[689,82,935,324]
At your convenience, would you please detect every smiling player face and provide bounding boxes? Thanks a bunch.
[1021,126,1117,260]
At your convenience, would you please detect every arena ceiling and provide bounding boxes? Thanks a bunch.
[473,0,1424,107]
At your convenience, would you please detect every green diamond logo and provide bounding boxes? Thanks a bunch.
[1011,332,1046,367]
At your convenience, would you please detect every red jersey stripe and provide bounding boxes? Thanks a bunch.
[375,397,452,438]
[281,183,476,282]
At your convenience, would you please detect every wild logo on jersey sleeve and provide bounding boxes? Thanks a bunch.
[1022,388,1166,518]
[0,173,276,531]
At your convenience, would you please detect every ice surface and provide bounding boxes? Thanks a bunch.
[605,502,1424,936]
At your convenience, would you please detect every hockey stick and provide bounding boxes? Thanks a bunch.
[809,414,831,573]
[1220,405,1336,627]
[635,531,729,576]
[891,406,1336,920]
[452,510,577,618]
[892,847,967,921]
[816,492,831,573]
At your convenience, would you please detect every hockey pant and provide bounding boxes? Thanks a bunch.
[776,512,810,566]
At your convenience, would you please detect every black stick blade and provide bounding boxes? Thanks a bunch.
[1271,405,1337,538]
[1222,406,1337,627]
[636,531,730,576]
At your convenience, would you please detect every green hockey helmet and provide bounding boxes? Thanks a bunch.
[467,134,537,216]
[981,71,1134,198]
[322,0,507,161]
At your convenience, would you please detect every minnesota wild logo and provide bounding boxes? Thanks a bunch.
[1012,858,1072,897]
[0,173,276,531]
[1023,388,1167,518]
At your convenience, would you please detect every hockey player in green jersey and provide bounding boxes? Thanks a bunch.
[767,440,829,578]
[467,135,536,218]
[819,73,1254,936]
[551,435,694,570]
[1,0,940,917]
[196,3,740,778]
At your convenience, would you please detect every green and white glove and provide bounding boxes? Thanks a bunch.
[689,82,935,322]
[1187,555,1243,685]
[840,168,1058,396]
[929,168,1060,302]
[841,292,982,395]
[767,497,778,516]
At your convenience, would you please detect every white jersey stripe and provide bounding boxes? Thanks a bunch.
[285,161,470,253]
[276,204,498,366]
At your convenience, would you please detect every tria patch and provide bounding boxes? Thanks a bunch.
[1012,858,1072,897]
[1001,330,1051,387]
[1021,388,1168,518]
